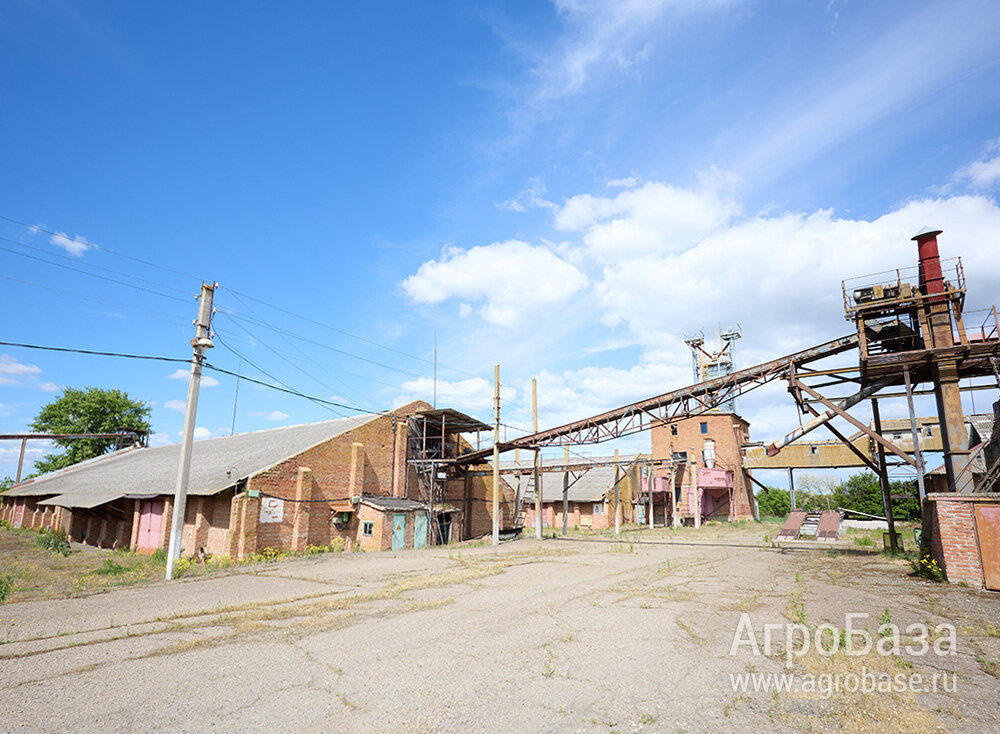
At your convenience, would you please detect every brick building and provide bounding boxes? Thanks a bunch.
[649,412,756,525]
[0,401,516,558]
[510,456,642,532]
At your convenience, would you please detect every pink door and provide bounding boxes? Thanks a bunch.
[13,498,25,528]
[136,499,164,552]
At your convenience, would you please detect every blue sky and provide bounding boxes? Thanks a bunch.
[2,0,1000,485]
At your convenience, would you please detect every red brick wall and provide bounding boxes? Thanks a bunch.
[927,494,993,587]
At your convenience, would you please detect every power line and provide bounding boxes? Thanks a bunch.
[0,214,203,283]
[0,274,191,327]
[219,285,482,379]
[0,340,192,364]
[214,330,352,417]
[0,234,193,296]
[0,238,193,305]
[0,339,386,417]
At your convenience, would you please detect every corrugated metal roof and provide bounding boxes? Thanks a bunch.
[516,465,626,503]
[11,414,378,508]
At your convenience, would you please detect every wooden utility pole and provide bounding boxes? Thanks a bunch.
[15,437,26,483]
[871,399,899,553]
[165,282,215,581]
[562,445,569,536]
[533,378,541,540]
[614,448,621,535]
[492,364,500,547]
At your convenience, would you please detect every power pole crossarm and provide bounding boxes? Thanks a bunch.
[165,282,216,580]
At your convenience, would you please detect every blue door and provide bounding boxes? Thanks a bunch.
[414,513,427,549]
[392,513,407,550]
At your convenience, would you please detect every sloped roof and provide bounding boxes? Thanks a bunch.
[360,496,427,512]
[7,414,378,509]
[506,455,641,503]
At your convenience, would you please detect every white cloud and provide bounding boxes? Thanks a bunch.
[405,175,1000,449]
[38,382,59,393]
[606,177,637,189]
[0,354,42,377]
[266,410,290,421]
[396,376,515,415]
[497,177,557,212]
[188,427,213,440]
[529,0,732,103]
[164,399,186,412]
[401,239,588,327]
[148,432,173,447]
[49,231,92,257]
[166,368,220,387]
[554,179,740,261]
[955,141,1000,188]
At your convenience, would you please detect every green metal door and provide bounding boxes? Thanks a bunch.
[392,513,406,550]
[414,513,427,549]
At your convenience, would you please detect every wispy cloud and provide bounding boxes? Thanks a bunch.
[252,410,291,421]
[49,231,92,257]
[164,399,186,412]
[166,368,219,387]
[733,3,1000,182]
[0,354,42,378]
[954,139,1000,189]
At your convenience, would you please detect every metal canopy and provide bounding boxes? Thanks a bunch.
[411,408,491,434]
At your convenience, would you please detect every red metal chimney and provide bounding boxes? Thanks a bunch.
[912,227,945,296]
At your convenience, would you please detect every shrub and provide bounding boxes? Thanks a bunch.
[0,573,13,603]
[0,519,12,530]
[150,548,166,563]
[853,535,876,547]
[35,528,71,557]
[911,555,946,582]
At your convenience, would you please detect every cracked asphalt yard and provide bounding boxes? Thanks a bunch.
[2,524,999,732]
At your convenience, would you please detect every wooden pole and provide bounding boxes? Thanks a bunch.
[15,437,27,483]
[562,445,569,536]
[614,448,621,535]
[533,378,542,540]
[492,365,500,547]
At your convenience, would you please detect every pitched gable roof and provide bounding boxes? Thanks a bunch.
[7,414,378,509]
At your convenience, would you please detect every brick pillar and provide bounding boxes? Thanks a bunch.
[393,421,408,497]
[160,499,173,551]
[291,467,313,552]
[236,493,259,559]
[349,443,364,500]
[192,497,211,553]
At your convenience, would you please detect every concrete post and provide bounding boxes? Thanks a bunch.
[291,467,313,552]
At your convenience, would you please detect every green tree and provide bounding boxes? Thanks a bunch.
[0,476,13,493]
[30,387,151,475]
[756,487,791,518]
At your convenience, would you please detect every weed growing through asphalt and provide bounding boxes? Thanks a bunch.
[0,573,12,603]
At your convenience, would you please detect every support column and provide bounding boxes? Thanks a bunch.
[934,360,971,492]
[291,467,313,552]
[788,468,796,510]
[648,465,654,529]
[614,449,621,535]
[562,446,569,536]
[871,400,898,553]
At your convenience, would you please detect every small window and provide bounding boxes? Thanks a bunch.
[670,424,678,436]
[925,427,933,437]
[700,422,708,435]
[593,503,604,515]
[810,446,818,455]
[362,521,374,537]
